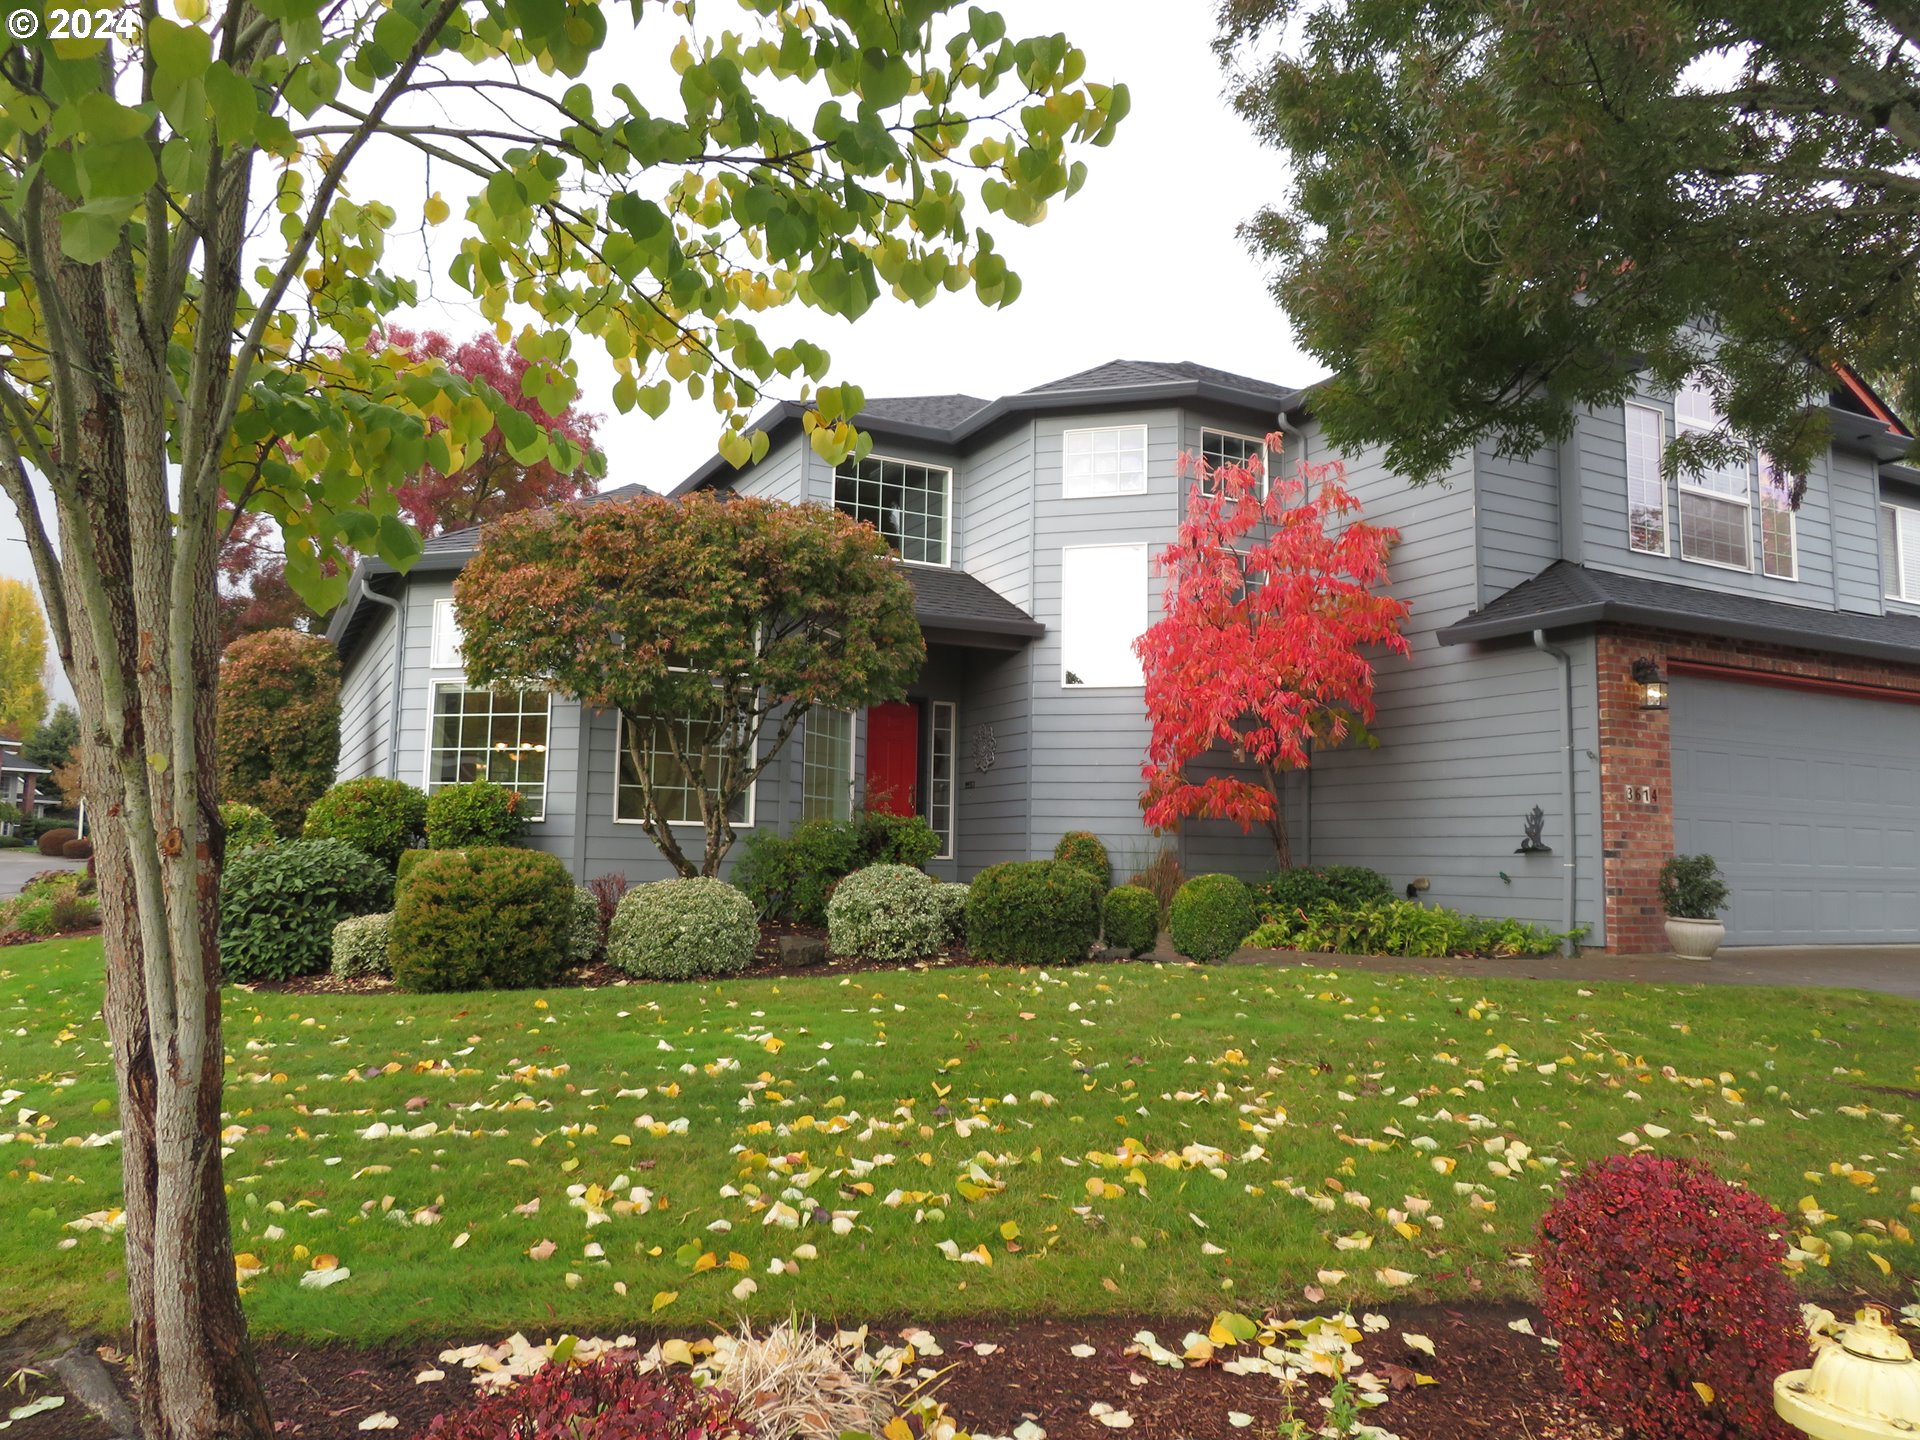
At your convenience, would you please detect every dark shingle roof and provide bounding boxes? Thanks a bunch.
[1022,359,1292,403]
[1439,560,1920,665]
[905,566,1042,638]
[857,394,991,429]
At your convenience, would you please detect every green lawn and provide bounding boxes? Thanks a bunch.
[2,937,1916,1344]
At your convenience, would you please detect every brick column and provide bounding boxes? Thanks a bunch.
[1596,632,1674,953]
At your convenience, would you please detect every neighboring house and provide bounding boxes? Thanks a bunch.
[0,737,52,832]
[327,358,1920,952]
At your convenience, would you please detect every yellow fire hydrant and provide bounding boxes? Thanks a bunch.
[1775,1307,1920,1439]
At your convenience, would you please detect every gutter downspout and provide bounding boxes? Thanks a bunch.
[359,582,406,780]
[1531,629,1578,956]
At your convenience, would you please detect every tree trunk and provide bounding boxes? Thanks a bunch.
[1260,766,1294,870]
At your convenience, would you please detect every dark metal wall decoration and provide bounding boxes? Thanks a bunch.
[970,723,996,773]
[1515,805,1551,854]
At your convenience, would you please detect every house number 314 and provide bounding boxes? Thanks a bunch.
[1623,784,1656,804]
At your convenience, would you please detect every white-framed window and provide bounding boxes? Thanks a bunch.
[614,707,754,827]
[1673,379,1752,570]
[1198,428,1269,497]
[1623,403,1669,555]
[833,455,950,566]
[1758,455,1798,580]
[926,701,956,860]
[1061,543,1148,688]
[1064,425,1149,498]
[1886,503,1920,602]
[425,683,550,820]
[429,597,464,669]
[801,707,855,823]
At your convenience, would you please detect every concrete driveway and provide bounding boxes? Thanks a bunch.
[1228,943,1920,1001]
[0,851,84,900]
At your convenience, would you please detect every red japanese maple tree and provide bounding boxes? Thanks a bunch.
[1136,449,1409,868]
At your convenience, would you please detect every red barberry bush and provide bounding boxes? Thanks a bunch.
[414,1360,754,1440]
[1536,1153,1802,1440]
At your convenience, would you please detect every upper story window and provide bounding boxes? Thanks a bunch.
[833,455,950,566]
[1061,543,1148,687]
[1886,503,1920,602]
[1624,404,1668,555]
[1673,380,1753,571]
[1757,456,1797,581]
[1064,425,1148,498]
[430,597,464,669]
[1198,429,1270,497]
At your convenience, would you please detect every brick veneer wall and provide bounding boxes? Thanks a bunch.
[1595,625,1920,953]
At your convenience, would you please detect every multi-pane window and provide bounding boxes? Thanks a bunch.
[801,708,854,823]
[926,701,956,860]
[833,456,950,565]
[1198,429,1268,496]
[1758,455,1797,580]
[1674,379,1752,570]
[427,685,550,819]
[615,708,753,826]
[1061,543,1148,687]
[1063,425,1149,497]
[1886,504,1920,601]
[1624,404,1668,555]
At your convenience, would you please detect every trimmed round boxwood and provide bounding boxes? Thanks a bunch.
[303,777,427,867]
[389,846,574,993]
[36,827,77,857]
[61,837,93,860]
[933,882,970,948]
[220,802,278,854]
[1169,873,1259,962]
[826,864,944,962]
[1102,884,1160,957]
[965,860,1101,965]
[331,912,393,980]
[220,838,392,982]
[607,877,757,981]
[1053,830,1112,889]
[425,780,528,849]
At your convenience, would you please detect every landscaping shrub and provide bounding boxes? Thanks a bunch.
[1255,864,1393,922]
[1126,844,1184,927]
[608,877,758,980]
[965,860,1100,965]
[389,847,573,993]
[0,835,24,849]
[1169,874,1258,962]
[330,912,392,980]
[424,780,527,849]
[1659,853,1730,919]
[36,827,76,857]
[60,837,93,860]
[855,809,941,869]
[0,873,99,939]
[586,872,629,948]
[1244,900,1571,958]
[933,882,970,947]
[1102,884,1159,956]
[220,802,278,854]
[45,890,96,933]
[568,885,603,965]
[220,839,391,982]
[735,813,936,926]
[218,628,341,835]
[303,777,427,867]
[1537,1154,1800,1440]
[1053,830,1112,889]
[826,864,944,961]
[414,1358,755,1440]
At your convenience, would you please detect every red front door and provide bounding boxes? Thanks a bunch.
[865,702,920,816]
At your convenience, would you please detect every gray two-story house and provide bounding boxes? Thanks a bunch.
[327,358,1920,954]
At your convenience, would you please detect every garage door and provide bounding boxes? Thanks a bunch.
[1670,675,1920,945]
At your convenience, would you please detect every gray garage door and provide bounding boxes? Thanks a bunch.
[1670,676,1920,945]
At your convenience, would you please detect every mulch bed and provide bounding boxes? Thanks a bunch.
[6,1304,1614,1440]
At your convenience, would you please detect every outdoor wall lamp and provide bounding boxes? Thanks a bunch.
[1630,656,1669,710]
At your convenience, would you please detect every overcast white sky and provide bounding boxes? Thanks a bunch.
[0,0,1319,712]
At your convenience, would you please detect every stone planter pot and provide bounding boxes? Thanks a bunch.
[1664,916,1725,960]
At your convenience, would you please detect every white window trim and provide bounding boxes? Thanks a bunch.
[611,708,757,829]
[1063,424,1150,499]
[1888,503,1920,602]
[1623,403,1670,557]
[800,706,857,824]
[832,452,954,570]
[429,597,464,670]
[1757,460,1799,582]
[927,700,957,861]
[1675,459,1754,574]
[422,680,552,822]
[1197,427,1272,500]
[1060,542,1149,690]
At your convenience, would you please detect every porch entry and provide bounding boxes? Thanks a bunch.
[863,699,957,859]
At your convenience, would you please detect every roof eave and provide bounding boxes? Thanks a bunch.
[1439,598,1920,667]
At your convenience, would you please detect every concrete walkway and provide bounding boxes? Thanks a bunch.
[1222,942,1920,1001]
[0,851,84,900]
